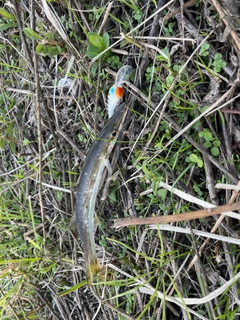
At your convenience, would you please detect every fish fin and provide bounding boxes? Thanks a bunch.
[86,258,101,285]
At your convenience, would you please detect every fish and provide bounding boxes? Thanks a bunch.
[76,102,128,284]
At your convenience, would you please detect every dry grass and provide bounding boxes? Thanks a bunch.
[1,0,240,319]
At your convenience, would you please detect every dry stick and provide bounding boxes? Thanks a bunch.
[5,87,77,100]
[114,201,240,228]
[47,285,73,320]
[165,0,198,20]
[109,262,240,308]
[222,110,240,114]
[33,286,61,320]
[129,0,167,97]
[187,181,240,271]
[56,128,86,160]
[98,1,113,35]
[12,0,34,68]
[210,0,240,53]
[75,2,91,33]
[198,121,218,203]
[32,5,45,243]
[222,110,238,176]
[95,2,113,137]
[90,287,135,320]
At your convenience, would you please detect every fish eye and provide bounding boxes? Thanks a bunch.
[110,130,118,139]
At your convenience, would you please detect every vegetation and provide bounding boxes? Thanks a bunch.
[1,0,240,319]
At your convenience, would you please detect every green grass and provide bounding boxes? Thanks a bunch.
[1,0,240,319]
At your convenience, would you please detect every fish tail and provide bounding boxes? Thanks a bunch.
[86,256,101,285]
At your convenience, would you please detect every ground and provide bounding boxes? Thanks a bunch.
[1,0,240,319]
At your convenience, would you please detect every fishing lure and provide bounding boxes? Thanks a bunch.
[107,65,132,118]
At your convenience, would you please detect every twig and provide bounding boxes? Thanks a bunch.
[165,0,198,20]
[149,224,240,246]
[131,0,167,92]
[187,180,240,271]
[12,0,34,68]
[210,0,240,53]
[56,128,86,160]
[114,201,240,228]
[90,286,135,320]
[32,4,45,243]
[98,2,113,35]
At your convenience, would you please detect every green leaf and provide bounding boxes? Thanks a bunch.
[204,141,211,148]
[204,131,212,141]
[189,154,203,168]
[213,140,221,147]
[166,75,174,87]
[199,43,209,56]
[58,279,87,296]
[211,146,219,156]
[0,138,4,149]
[156,47,171,65]
[197,159,203,168]
[152,179,159,195]
[47,45,62,57]
[36,43,44,53]
[23,27,43,41]
[0,22,17,31]
[189,154,198,163]
[109,188,117,203]
[102,32,109,48]
[89,34,104,48]
[23,138,32,146]
[87,44,103,59]
[90,61,99,75]
[0,8,16,20]
[158,188,167,201]
[173,64,181,73]
[142,163,155,179]
[36,43,62,57]
[214,53,222,61]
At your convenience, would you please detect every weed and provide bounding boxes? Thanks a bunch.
[199,43,210,57]
[208,53,227,73]
[187,153,204,168]
[23,27,66,57]
[162,21,176,37]
[199,128,221,156]
[87,31,110,59]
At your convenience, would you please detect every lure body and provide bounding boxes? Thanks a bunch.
[76,103,127,284]
[108,85,124,118]
[107,65,132,118]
